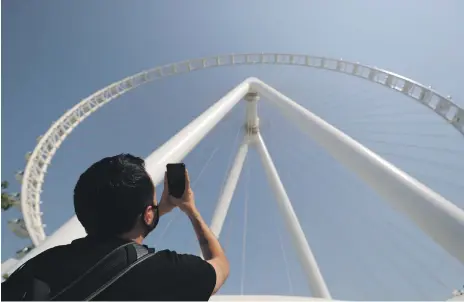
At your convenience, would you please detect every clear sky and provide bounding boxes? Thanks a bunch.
[2,0,464,300]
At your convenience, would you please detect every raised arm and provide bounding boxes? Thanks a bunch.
[187,207,229,294]
[167,170,230,294]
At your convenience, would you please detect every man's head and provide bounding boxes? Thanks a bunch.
[74,154,159,240]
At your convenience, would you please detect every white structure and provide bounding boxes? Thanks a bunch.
[9,54,464,300]
[2,258,18,280]
[7,219,29,239]
[449,294,464,301]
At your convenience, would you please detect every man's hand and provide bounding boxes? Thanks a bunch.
[169,169,196,215]
[158,172,176,216]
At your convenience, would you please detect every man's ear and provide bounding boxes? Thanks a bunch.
[143,206,154,225]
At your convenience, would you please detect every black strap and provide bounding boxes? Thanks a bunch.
[85,250,154,301]
[50,242,154,301]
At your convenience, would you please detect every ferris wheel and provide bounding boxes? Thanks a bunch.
[10,53,464,300]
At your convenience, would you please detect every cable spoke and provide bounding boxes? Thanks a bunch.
[362,139,464,155]
[377,151,464,171]
[190,126,244,256]
[218,126,243,200]
[277,227,294,295]
[240,161,250,295]
[155,145,220,246]
[348,129,457,139]
[276,128,462,299]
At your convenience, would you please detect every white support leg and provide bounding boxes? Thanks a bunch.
[252,79,464,265]
[210,135,250,238]
[254,133,332,299]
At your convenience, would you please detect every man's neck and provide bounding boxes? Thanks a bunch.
[119,232,144,245]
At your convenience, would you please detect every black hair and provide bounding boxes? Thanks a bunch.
[74,154,155,236]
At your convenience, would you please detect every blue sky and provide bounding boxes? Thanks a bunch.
[2,0,464,300]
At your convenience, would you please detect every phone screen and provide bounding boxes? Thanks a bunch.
[166,163,186,198]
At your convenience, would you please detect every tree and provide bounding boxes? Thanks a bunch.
[2,181,19,211]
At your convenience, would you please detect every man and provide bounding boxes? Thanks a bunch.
[2,154,229,300]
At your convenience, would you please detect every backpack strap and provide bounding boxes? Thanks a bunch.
[85,249,154,301]
[50,242,154,301]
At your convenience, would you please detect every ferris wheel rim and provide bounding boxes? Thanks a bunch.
[20,53,464,246]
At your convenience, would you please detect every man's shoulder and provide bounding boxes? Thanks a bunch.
[134,249,210,274]
[24,243,72,268]
[153,249,205,264]
[20,237,117,280]
[149,250,215,280]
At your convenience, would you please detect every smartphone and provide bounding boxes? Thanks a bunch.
[166,163,186,198]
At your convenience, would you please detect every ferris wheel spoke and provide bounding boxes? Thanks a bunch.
[348,119,444,128]
[352,111,433,122]
[334,151,462,299]
[343,120,449,128]
[270,131,378,296]
[276,153,385,299]
[240,161,250,295]
[262,123,304,295]
[325,93,389,114]
[357,218,434,298]
[187,123,243,256]
[406,172,464,191]
[221,205,233,253]
[384,219,464,277]
[360,139,464,155]
[380,221,460,291]
[191,147,221,188]
[259,132,299,296]
[270,111,464,207]
[218,126,243,197]
[155,211,179,245]
[288,127,464,192]
[342,124,453,135]
[358,204,454,296]
[312,85,389,121]
[376,151,464,172]
[315,166,435,299]
[276,131,461,299]
[305,86,347,114]
[348,129,457,139]
[277,224,294,295]
[265,120,299,296]
[328,160,462,294]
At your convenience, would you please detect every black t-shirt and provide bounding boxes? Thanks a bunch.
[2,237,216,301]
